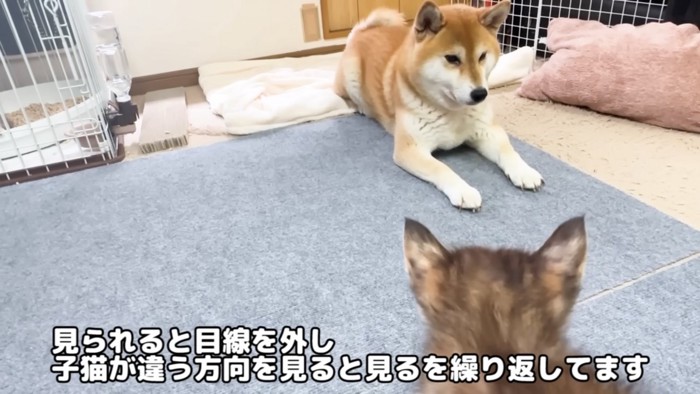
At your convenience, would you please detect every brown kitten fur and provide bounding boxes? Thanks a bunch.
[402,216,642,393]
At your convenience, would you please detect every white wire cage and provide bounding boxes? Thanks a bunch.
[452,0,670,57]
[0,0,124,186]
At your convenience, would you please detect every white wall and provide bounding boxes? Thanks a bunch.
[84,0,347,77]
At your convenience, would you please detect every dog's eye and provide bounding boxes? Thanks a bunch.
[479,52,487,62]
[444,54,461,65]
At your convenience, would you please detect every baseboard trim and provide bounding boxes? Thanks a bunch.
[130,44,346,96]
[130,68,199,96]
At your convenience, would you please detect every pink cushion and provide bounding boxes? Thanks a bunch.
[517,18,700,134]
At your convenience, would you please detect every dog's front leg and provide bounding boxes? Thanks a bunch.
[469,124,544,191]
[393,124,482,211]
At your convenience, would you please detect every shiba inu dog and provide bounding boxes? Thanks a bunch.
[334,1,544,211]
[402,216,642,393]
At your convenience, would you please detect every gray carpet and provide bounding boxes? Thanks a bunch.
[1,114,699,393]
[568,257,700,394]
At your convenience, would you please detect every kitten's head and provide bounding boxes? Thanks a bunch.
[402,216,588,355]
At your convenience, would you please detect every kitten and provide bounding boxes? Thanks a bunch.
[402,216,643,393]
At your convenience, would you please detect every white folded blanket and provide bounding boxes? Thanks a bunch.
[198,46,535,135]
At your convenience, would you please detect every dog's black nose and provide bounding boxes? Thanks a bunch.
[470,88,488,103]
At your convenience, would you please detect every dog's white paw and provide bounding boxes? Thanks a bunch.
[444,182,482,211]
[506,163,544,191]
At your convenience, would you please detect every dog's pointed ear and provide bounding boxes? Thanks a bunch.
[536,216,588,280]
[414,1,444,40]
[480,0,511,35]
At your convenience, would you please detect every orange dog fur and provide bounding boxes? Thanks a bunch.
[334,1,544,211]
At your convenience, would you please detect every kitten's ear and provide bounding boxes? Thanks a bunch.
[480,0,511,35]
[403,218,449,273]
[536,216,588,281]
[403,218,450,310]
[414,1,444,40]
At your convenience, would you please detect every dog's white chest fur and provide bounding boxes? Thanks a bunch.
[399,96,493,153]
[391,84,543,211]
